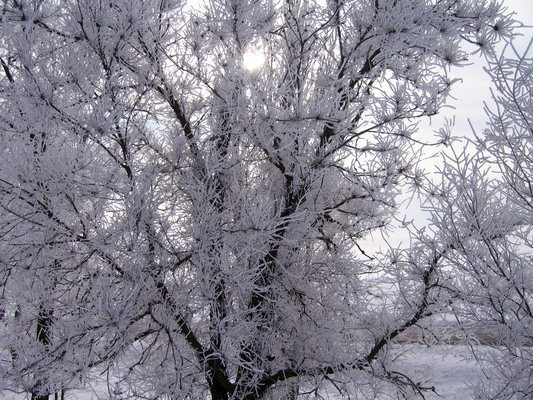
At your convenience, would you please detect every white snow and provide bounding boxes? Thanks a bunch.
[393,344,490,400]
[1,344,496,400]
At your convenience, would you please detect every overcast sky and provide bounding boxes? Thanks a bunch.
[363,0,533,253]
[429,0,533,138]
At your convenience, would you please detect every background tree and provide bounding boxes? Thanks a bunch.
[0,0,514,399]
[419,39,532,399]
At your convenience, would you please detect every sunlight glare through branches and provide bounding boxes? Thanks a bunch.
[243,47,266,72]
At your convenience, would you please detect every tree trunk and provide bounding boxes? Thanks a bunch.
[31,305,53,400]
[209,383,229,400]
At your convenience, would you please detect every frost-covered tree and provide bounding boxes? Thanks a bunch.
[421,40,532,399]
[0,1,514,399]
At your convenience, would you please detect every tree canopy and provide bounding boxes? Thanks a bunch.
[0,1,529,399]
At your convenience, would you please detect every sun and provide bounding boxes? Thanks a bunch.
[243,48,266,72]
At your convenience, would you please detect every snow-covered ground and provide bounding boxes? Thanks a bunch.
[311,344,492,400]
[1,344,495,400]
[393,344,489,400]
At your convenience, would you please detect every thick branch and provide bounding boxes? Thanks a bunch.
[257,249,445,394]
